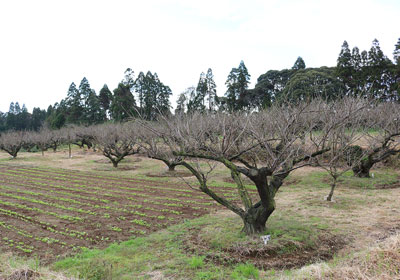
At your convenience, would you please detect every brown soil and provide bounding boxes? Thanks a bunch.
[376,182,400,189]
[0,164,233,264]
[183,228,347,270]
[94,157,142,164]
[146,170,194,178]
[93,166,138,171]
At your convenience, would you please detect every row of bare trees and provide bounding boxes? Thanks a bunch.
[0,126,97,159]
[0,98,399,234]
[138,98,400,234]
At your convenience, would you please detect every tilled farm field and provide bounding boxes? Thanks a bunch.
[0,164,253,262]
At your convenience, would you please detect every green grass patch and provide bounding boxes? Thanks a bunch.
[53,210,328,279]
[340,169,398,189]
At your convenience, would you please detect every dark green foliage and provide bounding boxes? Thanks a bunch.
[0,112,5,132]
[393,38,400,97]
[185,68,217,114]
[0,102,44,132]
[31,107,47,131]
[250,38,399,109]
[250,69,294,109]
[134,71,146,116]
[175,91,188,115]
[99,84,112,118]
[282,67,344,102]
[205,68,217,111]
[225,61,251,111]
[292,56,306,70]
[110,83,137,121]
[336,39,397,100]
[65,82,84,124]
[84,90,106,124]
[336,41,354,95]
[187,73,207,113]
[134,71,172,120]
[344,145,363,166]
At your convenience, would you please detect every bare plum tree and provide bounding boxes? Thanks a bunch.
[138,123,183,172]
[93,123,140,168]
[73,126,96,150]
[312,98,373,201]
[59,125,77,158]
[0,131,27,158]
[349,102,400,178]
[146,101,333,235]
[29,129,53,156]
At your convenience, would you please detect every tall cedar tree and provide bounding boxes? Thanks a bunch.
[205,68,217,111]
[85,90,105,124]
[136,71,172,120]
[66,82,84,124]
[292,57,306,70]
[99,84,112,118]
[336,41,355,96]
[110,83,137,121]
[225,60,251,111]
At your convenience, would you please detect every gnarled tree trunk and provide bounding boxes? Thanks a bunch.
[352,159,373,178]
[241,201,275,234]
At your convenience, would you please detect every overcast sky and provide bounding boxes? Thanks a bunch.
[0,0,399,113]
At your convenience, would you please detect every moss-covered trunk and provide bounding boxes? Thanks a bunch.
[241,202,275,234]
[352,158,373,178]
[241,173,277,234]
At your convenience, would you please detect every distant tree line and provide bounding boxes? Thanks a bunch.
[0,102,46,132]
[1,38,399,132]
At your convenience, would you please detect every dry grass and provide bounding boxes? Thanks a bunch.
[280,233,400,280]
[0,253,71,280]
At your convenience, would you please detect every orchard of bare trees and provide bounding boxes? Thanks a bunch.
[0,97,399,235]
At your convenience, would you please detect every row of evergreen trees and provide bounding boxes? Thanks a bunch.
[0,102,46,132]
[1,38,399,132]
[45,69,173,129]
[247,38,400,110]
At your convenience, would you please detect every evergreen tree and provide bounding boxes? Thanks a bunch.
[336,41,354,96]
[282,67,344,102]
[110,83,137,121]
[0,112,6,132]
[186,72,207,113]
[185,87,198,114]
[85,90,105,124]
[31,107,46,131]
[205,68,217,111]
[18,104,31,130]
[137,71,172,120]
[155,73,172,117]
[186,69,217,113]
[65,82,84,124]
[14,102,21,114]
[292,57,306,70]
[350,47,363,95]
[394,38,400,64]
[142,71,156,120]
[6,102,16,130]
[393,38,400,99]
[175,91,188,115]
[134,72,146,116]
[123,68,135,88]
[79,77,92,107]
[366,39,394,100]
[225,60,251,111]
[99,84,112,119]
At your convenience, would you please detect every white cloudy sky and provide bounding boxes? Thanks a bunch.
[0,0,399,113]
